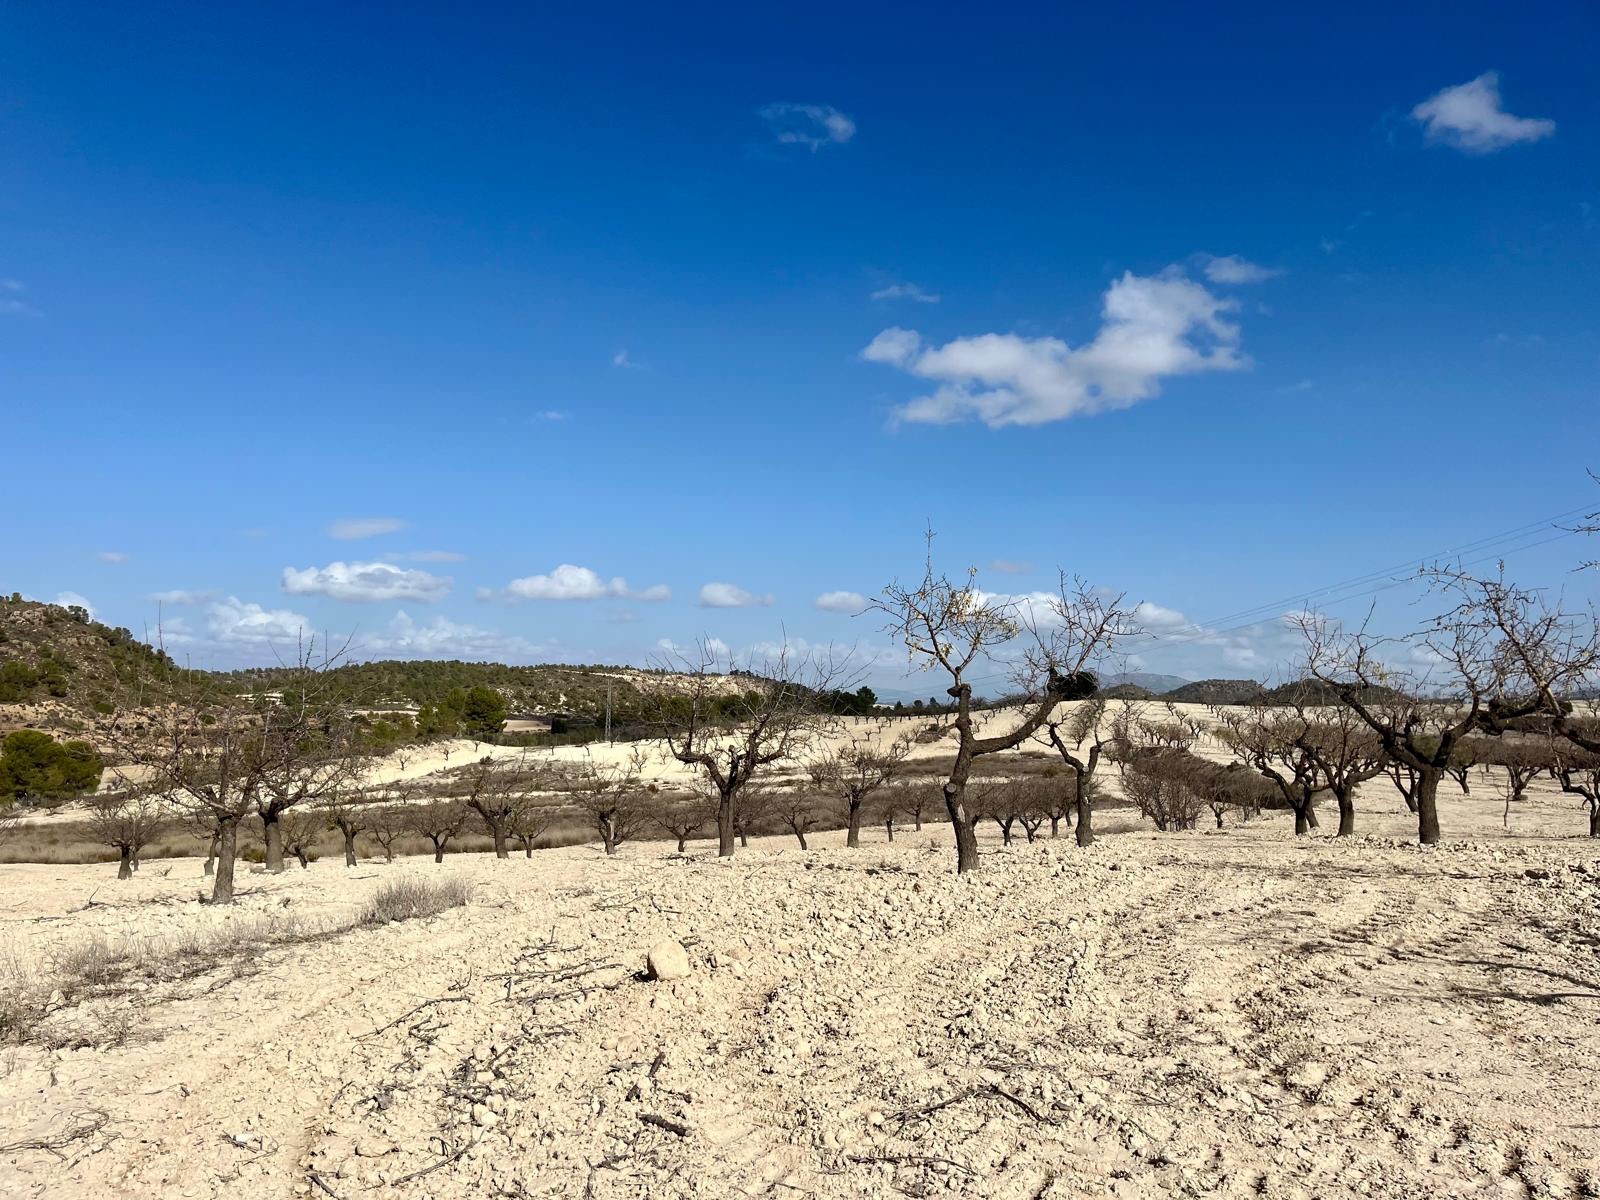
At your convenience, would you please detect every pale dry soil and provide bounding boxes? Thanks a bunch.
[1,783,1598,1200]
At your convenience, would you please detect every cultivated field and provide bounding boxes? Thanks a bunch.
[2,766,1597,1199]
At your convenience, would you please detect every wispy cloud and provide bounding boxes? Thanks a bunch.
[0,279,41,318]
[384,550,467,563]
[699,581,774,608]
[282,560,452,603]
[1412,72,1554,153]
[97,551,130,564]
[148,589,214,605]
[612,350,641,370]
[871,281,940,304]
[328,516,407,540]
[1201,254,1281,284]
[989,560,1032,575]
[759,103,856,150]
[863,266,1247,428]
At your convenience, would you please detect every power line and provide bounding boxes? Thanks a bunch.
[1129,502,1595,641]
[959,504,1593,687]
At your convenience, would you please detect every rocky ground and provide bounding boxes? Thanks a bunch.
[1,781,1598,1200]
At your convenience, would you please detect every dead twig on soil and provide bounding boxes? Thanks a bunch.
[639,1112,690,1137]
[848,1152,975,1176]
[357,994,471,1040]
[893,1084,1059,1127]
[390,1137,471,1186]
[0,1108,110,1158]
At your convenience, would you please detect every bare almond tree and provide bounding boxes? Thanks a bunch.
[573,747,650,855]
[408,800,470,863]
[1027,582,1139,849]
[653,793,714,852]
[458,755,548,859]
[85,791,167,879]
[507,799,555,857]
[875,545,1120,873]
[366,805,408,863]
[1301,564,1598,845]
[277,808,320,869]
[1295,704,1389,837]
[109,634,352,902]
[650,638,849,858]
[807,732,913,848]
[1550,731,1600,837]
[1214,704,1323,835]
[775,789,823,849]
[320,786,379,867]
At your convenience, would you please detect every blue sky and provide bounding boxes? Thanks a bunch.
[3,3,1597,690]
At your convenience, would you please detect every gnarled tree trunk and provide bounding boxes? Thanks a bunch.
[212,815,240,904]
[263,813,286,873]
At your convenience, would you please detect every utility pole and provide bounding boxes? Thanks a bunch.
[604,682,613,743]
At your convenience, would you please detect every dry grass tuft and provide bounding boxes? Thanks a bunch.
[359,877,472,925]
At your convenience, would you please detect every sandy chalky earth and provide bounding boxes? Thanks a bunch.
[1,791,1598,1199]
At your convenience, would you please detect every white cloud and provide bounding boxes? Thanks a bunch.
[97,551,130,564]
[328,516,407,540]
[384,550,467,563]
[54,591,95,618]
[973,589,1061,629]
[282,561,452,603]
[497,565,667,603]
[699,582,774,608]
[612,350,640,369]
[1133,600,1190,629]
[759,103,855,150]
[1411,72,1554,153]
[989,559,1031,575]
[536,409,569,421]
[505,564,623,601]
[815,590,867,613]
[360,611,541,661]
[871,282,940,304]
[864,267,1247,428]
[207,597,312,645]
[148,589,214,605]
[1201,254,1281,284]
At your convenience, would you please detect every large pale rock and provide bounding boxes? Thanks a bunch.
[647,940,692,981]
